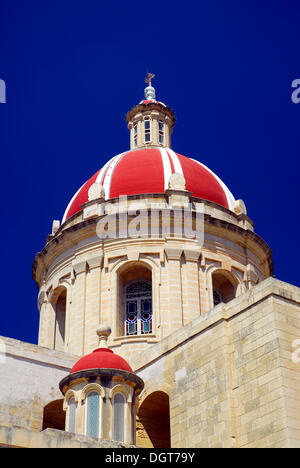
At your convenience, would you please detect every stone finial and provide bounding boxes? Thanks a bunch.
[96,324,112,349]
[168,173,186,191]
[52,220,60,235]
[88,182,105,202]
[233,199,247,216]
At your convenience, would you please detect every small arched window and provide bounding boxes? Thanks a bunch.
[113,393,125,442]
[125,281,152,336]
[86,391,100,438]
[133,124,138,147]
[144,118,151,143]
[68,397,76,433]
[158,120,165,145]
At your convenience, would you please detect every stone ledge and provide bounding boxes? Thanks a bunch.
[0,424,137,448]
[0,336,79,371]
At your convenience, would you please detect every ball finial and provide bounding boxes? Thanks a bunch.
[96,324,111,348]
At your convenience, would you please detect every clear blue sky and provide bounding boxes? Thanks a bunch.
[1,0,299,344]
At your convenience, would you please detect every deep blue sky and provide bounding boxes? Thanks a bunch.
[1,0,299,344]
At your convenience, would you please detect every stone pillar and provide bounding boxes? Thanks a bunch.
[37,291,49,348]
[69,261,87,355]
[84,254,103,354]
[165,248,183,332]
[182,249,201,324]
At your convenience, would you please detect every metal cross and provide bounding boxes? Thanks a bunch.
[145,72,155,87]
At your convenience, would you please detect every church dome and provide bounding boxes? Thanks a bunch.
[70,348,133,374]
[62,148,235,222]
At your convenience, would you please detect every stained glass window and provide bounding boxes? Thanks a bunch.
[125,281,152,336]
[113,393,125,442]
[86,391,100,438]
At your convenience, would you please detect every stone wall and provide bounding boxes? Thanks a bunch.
[0,337,78,431]
[133,278,300,448]
[0,277,298,448]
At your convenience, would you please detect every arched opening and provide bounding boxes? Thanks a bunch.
[212,270,237,306]
[51,287,67,351]
[137,391,171,448]
[42,399,65,431]
[117,263,152,337]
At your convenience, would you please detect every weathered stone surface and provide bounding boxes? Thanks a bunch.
[0,424,136,448]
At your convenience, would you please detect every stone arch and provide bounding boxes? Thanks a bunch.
[42,399,65,431]
[80,383,105,402]
[136,391,171,448]
[63,389,78,410]
[211,268,239,306]
[109,384,132,403]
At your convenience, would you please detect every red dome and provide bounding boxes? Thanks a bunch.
[70,348,133,374]
[63,148,235,222]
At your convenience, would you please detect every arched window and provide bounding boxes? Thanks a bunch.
[86,391,100,438]
[68,397,76,433]
[125,281,152,336]
[113,393,125,442]
[158,120,165,145]
[133,123,138,147]
[144,118,151,143]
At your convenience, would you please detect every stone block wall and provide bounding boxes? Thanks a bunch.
[133,278,300,448]
[0,337,78,432]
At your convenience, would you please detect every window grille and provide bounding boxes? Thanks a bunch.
[125,281,152,336]
[213,290,222,306]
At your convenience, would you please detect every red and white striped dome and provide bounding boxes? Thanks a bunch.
[62,148,235,222]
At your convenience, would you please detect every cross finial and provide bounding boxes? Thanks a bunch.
[145,72,155,87]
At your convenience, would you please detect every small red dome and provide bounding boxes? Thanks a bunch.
[70,348,133,374]
[63,148,235,222]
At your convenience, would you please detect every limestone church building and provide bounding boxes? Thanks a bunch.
[0,76,299,448]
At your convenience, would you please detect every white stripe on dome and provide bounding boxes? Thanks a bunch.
[191,158,235,210]
[102,151,129,199]
[62,182,86,224]
[166,148,184,176]
[159,148,172,191]
[95,157,115,186]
